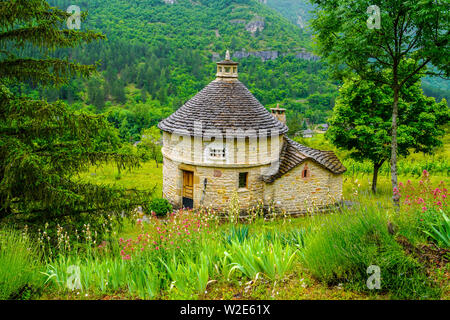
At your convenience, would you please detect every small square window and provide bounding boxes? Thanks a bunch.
[209,147,226,159]
[238,172,248,189]
[225,67,231,73]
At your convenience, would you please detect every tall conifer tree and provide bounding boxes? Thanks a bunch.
[0,1,154,226]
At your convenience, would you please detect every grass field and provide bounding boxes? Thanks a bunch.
[78,161,163,196]
[2,135,448,301]
[78,137,449,207]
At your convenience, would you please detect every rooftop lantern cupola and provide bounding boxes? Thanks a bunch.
[216,50,238,81]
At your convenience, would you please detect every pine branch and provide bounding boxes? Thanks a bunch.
[0,57,98,85]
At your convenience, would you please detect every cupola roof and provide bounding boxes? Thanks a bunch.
[158,51,288,138]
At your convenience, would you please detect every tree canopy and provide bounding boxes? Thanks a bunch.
[310,0,450,202]
[0,0,154,229]
[327,75,449,192]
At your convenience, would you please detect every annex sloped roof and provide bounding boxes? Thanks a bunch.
[158,80,288,138]
[263,137,347,183]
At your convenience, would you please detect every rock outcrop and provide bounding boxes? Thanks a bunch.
[245,17,265,35]
[229,49,319,62]
[289,50,320,61]
[232,50,278,61]
[211,52,221,62]
[296,15,305,29]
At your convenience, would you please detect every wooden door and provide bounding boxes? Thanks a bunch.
[182,171,194,208]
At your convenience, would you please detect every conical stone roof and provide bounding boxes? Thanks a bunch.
[158,55,288,138]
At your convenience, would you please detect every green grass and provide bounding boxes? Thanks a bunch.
[3,134,449,300]
[0,229,44,299]
[300,207,441,299]
[3,196,447,300]
[77,161,163,196]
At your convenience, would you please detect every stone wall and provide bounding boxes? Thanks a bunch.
[162,132,283,166]
[196,165,269,211]
[264,160,343,214]
[162,155,270,211]
[162,132,343,214]
[162,155,182,207]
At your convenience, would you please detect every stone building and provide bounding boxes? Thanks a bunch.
[158,51,346,214]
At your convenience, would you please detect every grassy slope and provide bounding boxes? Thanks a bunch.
[52,135,450,300]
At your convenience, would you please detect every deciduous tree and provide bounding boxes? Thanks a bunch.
[327,75,449,193]
[310,0,450,203]
[137,127,163,168]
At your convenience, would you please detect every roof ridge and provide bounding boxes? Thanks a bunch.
[159,79,289,137]
[262,137,346,183]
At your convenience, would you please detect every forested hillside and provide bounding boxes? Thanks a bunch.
[9,0,447,143]
[266,0,315,29]
[265,0,450,103]
[8,0,337,142]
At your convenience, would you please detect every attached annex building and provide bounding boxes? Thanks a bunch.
[158,52,346,214]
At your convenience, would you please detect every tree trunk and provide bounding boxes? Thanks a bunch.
[372,161,384,194]
[391,86,400,206]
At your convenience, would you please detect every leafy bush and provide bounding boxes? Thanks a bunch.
[300,209,440,299]
[0,229,43,299]
[279,229,308,249]
[149,198,173,217]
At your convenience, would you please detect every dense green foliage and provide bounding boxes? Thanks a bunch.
[326,76,449,192]
[51,0,308,51]
[0,0,340,140]
[300,209,440,299]
[43,0,309,105]
[137,126,163,166]
[0,0,104,86]
[266,0,314,28]
[149,198,173,217]
[310,0,450,199]
[0,0,154,228]
[8,0,447,144]
[420,210,450,248]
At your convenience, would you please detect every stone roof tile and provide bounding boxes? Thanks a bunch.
[263,137,346,182]
[158,80,288,137]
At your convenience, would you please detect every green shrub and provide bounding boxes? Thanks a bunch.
[149,198,173,217]
[420,209,450,248]
[0,229,43,299]
[300,209,440,299]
